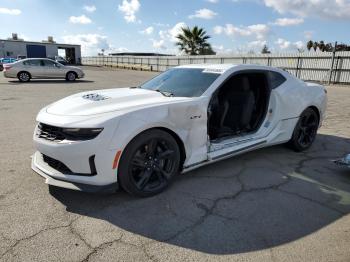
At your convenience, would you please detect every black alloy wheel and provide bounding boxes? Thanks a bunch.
[288,108,319,152]
[118,129,181,197]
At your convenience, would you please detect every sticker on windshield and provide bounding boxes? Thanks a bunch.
[203,68,225,74]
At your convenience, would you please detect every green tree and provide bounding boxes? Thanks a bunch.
[176,26,215,55]
[319,41,326,52]
[306,40,313,51]
[261,45,271,54]
[313,41,318,51]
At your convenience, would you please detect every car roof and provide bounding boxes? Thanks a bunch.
[176,63,285,74]
[178,63,236,71]
[22,58,53,61]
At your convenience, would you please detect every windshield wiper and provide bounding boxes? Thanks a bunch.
[154,89,174,97]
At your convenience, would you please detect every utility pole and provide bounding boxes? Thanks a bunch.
[328,41,337,85]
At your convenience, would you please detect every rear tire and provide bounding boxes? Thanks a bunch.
[118,129,181,197]
[17,71,31,82]
[66,71,77,81]
[287,108,319,152]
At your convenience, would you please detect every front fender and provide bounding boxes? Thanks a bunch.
[108,99,208,166]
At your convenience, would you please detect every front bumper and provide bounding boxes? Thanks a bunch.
[32,119,121,193]
[31,151,118,193]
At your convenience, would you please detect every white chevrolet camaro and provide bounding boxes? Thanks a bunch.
[32,64,327,197]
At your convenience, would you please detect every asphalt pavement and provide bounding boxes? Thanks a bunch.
[0,66,349,262]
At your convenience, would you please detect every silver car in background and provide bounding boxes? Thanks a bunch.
[3,58,84,82]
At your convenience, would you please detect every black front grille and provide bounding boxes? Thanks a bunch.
[43,154,73,174]
[36,123,66,142]
[42,154,97,176]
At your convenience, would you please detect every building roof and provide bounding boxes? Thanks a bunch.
[0,39,80,47]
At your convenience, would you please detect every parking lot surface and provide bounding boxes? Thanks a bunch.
[0,66,349,262]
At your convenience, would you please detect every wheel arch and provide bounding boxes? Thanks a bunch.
[156,127,187,170]
[120,126,187,171]
[308,105,320,122]
[66,71,78,78]
[17,71,31,79]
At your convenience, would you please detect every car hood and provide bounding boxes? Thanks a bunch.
[64,65,82,71]
[46,88,187,116]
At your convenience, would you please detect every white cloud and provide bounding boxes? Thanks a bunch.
[108,47,129,53]
[0,7,21,15]
[189,8,217,19]
[153,22,170,27]
[62,34,110,56]
[118,0,140,23]
[151,39,166,49]
[303,30,313,40]
[207,0,219,3]
[247,24,270,39]
[214,23,270,40]
[275,38,304,50]
[248,40,267,49]
[213,45,233,55]
[273,17,304,26]
[69,15,92,24]
[140,26,154,35]
[83,5,96,13]
[150,22,188,52]
[159,22,187,42]
[264,0,350,19]
[294,41,304,49]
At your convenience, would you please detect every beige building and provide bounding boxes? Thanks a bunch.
[0,34,81,64]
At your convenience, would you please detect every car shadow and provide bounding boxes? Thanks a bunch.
[6,79,94,84]
[49,134,350,255]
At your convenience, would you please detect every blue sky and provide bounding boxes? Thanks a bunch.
[1,0,350,55]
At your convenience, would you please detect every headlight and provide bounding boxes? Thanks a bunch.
[61,128,104,140]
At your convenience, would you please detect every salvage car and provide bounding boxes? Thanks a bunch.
[31,64,327,196]
[3,58,84,82]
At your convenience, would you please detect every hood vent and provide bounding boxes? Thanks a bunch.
[82,93,110,101]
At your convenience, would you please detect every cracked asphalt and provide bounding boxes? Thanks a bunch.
[1,66,350,262]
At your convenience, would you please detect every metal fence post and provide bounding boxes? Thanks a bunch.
[296,57,300,77]
[329,42,337,84]
[333,56,340,83]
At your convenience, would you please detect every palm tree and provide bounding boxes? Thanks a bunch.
[319,41,326,52]
[261,45,271,54]
[313,41,318,52]
[176,26,215,55]
[306,40,313,51]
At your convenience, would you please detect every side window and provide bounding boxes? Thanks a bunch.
[23,60,41,66]
[42,60,56,67]
[268,71,286,89]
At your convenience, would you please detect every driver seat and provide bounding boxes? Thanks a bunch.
[219,76,255,134]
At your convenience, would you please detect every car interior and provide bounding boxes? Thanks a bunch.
[208,72,271,141]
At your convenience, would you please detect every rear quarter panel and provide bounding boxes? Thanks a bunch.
[274,75,327,122]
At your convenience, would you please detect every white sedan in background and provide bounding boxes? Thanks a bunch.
[31,64,327,197]
[3,58,84,82]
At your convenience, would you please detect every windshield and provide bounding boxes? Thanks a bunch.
[140,68,220,97]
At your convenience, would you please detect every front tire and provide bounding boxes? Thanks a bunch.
[18,71,31,82]
[288,108,319,152]
[118,129,181,197]
[66,71,77,81]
